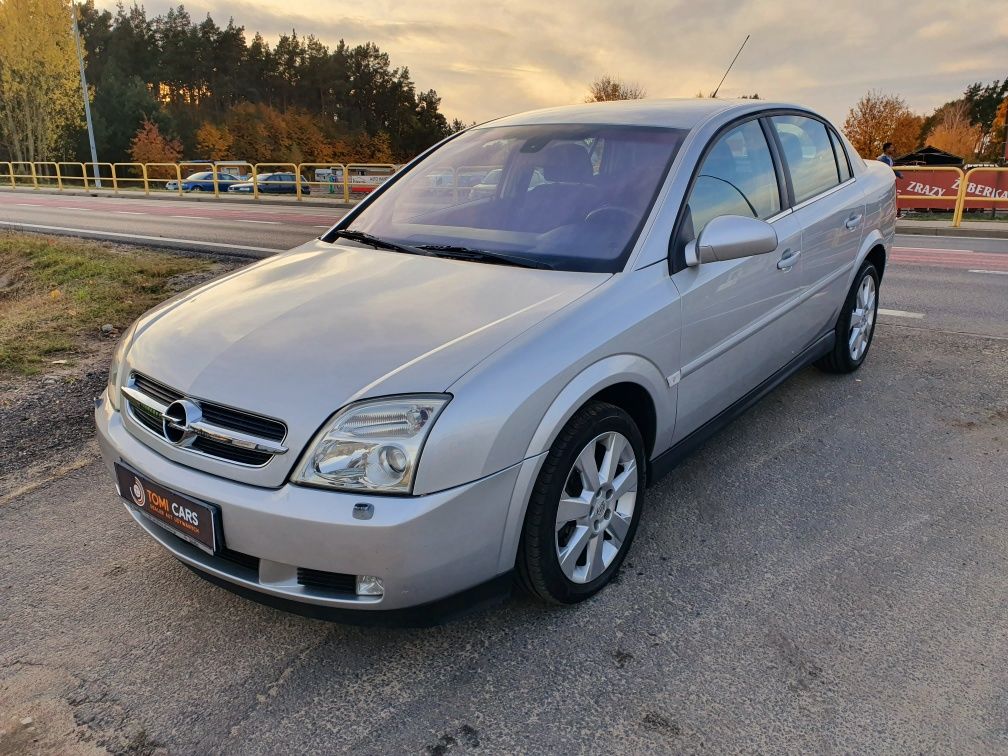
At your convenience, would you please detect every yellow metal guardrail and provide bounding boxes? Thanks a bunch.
[344,163,396,203]
[10,161,37,188]
[298,163,347,200]
[953,166,1008,226]
[0,160,399,202]
[112,163,149,194]
[83,162,115,191]
[57,162,87,189]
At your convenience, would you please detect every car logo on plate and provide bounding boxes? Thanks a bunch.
[130,477,146,507]
[162,399,203,447]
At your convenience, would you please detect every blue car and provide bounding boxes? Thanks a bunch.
[165,171,243,192]
[227,172,311,195]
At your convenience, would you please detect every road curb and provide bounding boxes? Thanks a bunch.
[897,223,1008,239]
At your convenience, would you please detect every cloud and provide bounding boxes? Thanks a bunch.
[95,0,1007,125]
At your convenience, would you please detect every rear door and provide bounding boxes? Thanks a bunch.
[670,117,815,441]
[769,114,866,336]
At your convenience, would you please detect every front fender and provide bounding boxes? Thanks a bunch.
[493,353,674,574]
[523,353,674,460]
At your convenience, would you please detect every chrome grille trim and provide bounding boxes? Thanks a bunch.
[123,373,289,467]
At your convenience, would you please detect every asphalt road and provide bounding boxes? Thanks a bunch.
[0,192,345,256]
[1,199,1007,753]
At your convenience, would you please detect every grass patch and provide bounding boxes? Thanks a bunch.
[0,232,215,376]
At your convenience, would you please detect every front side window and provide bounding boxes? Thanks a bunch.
[339,123,687,273]
[772,115,841,203]
[684,119,781,238]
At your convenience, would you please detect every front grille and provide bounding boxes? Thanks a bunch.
[297,567,356,595]
[126,373,287,467]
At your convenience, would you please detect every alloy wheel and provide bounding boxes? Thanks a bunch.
[554,431,638,584]
[848,274,876,361]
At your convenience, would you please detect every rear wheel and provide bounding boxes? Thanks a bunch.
[816,262,879,373]
[517,401,645,604]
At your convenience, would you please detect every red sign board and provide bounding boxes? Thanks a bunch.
[897,168,1008,211]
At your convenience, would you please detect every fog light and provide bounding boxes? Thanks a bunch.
[356,575,384,596]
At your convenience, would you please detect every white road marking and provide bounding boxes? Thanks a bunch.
[170,215,206,220]
[878,308,925,319]
[0,220,283,254]
[893,246,974,254]
[314,225,331,229]
[968,269,1008,275]
[240,219,280,224]
[114,211,147,215]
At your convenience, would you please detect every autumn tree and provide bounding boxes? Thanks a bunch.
[129,118,182,176]
[843,91,922,159]
[195,122,234,160]
[925,101,981,159]
[990,98,1007,162]
[586,75,646,102]
[0,0,83,161]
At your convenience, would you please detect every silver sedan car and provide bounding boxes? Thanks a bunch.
[95,99,895,623]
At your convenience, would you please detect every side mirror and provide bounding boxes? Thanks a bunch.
[685,215,778,267]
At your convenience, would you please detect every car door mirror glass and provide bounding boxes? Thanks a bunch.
[685,214,778,267]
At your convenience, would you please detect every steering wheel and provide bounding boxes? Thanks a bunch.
[584,205,637,232]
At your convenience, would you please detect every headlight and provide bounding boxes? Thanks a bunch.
[106,324,135,411]
[293,395,450,494]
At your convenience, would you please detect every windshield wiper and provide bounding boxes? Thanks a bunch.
[331,229,431,257]
[417,244,553,270]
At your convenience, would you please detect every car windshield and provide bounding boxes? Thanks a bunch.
[186,172,211,180]
[337,123,687,273]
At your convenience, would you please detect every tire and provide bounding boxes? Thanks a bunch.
[815,262,880,374]
[516,401,646,604]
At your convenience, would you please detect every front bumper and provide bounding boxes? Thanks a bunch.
[95,394,524,616]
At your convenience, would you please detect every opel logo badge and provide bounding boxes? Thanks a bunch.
[162,399,202,447]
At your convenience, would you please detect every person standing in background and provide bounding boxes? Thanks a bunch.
[877,142,903,178]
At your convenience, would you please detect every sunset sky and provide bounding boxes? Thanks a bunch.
[98,0,1007,125]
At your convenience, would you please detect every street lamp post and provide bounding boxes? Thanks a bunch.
[71,1,101,188]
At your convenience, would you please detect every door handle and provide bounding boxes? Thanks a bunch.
[845,214,862,230]
[777,248,801,271]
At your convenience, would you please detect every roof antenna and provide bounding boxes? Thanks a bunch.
[711,35,750,98]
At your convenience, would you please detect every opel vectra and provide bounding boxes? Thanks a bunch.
[96,99,896,621]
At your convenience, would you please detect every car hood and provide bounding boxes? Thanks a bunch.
[124,239,607,483]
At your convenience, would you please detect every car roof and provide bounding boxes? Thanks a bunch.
[483,98,810,131]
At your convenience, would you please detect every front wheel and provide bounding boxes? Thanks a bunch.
[816,262,880,374]
[517,401,645,604]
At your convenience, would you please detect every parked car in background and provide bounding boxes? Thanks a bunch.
[97,99,894,623]
[227,172,311,195]
[164,171,242,192]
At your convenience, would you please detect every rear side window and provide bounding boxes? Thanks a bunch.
[772,115,841,204]
[685,119,781,237]
[829,130,852,182]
